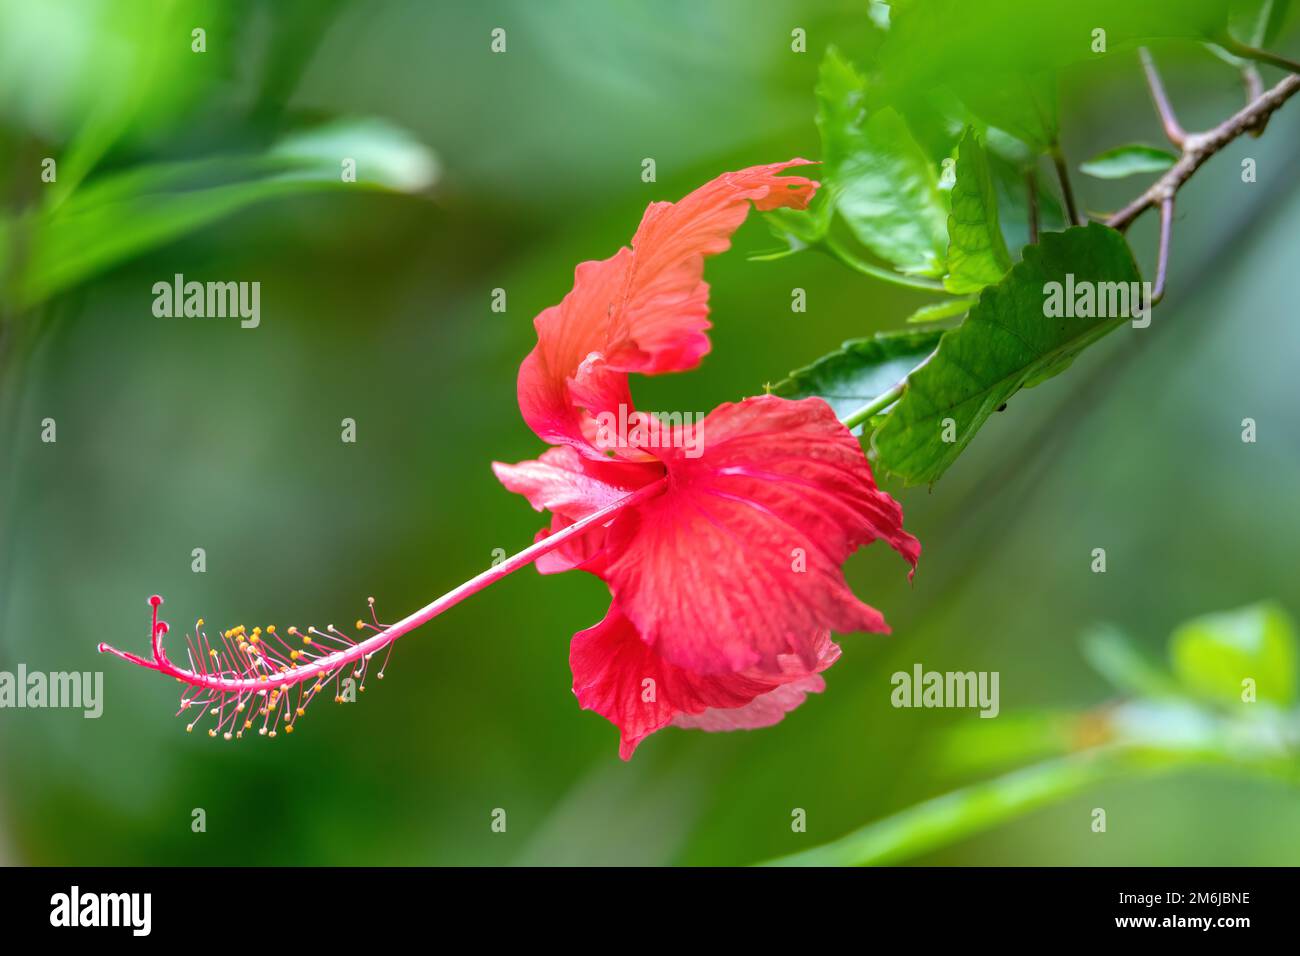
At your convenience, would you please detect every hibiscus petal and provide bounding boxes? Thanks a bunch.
[670,675,828,733]
[518,160,818,453]
[603,394,919,675]
[493,446,662,576]
[570,604,838,760]
[491,446,655,521]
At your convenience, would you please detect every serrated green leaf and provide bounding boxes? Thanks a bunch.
[906,297,977,324]
[1170,603,1297,706]
[813,47,948,277]
[15,118,436,307]
[944,129,1013,294]
[770,328,943,426]
[873,224,1142,485]
[1080,144,1179,179]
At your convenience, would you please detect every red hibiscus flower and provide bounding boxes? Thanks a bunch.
[495,161,920,758]
[99,161,918,756]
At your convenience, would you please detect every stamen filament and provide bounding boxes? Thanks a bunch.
[99,478,668,697]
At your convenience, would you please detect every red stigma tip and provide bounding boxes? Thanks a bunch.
[104,593,400,739]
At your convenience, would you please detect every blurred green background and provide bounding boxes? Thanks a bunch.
[1,0,1298,866]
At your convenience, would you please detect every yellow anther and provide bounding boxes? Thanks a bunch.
[290,650,300,661]
[186,724,194,733]
[302,636,312,645]
[288,626,298,636]
[284,725,294,734]
[356,620,366,630]
[296,707,305,716]
[250,634,259,644]
[196,618,205,628]
[208,729,216,737]
[267,625,276,634]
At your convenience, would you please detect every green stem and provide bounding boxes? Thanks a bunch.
[759,751,1130,866]
[822,235,947,292]
[1225,37,1300,74]
[839,380,907,431]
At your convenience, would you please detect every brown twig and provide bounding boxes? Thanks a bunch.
[1051,146,1081,225]
[1106,56,1300,232]
[1025,170,1039,244]
[1241,62,1268,135]
[1140,47,1187,147]
[1153,196,1174,304]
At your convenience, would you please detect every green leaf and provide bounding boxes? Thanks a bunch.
[906,297,977,324]
[958,72,1060,153]
[944,129,1013,294]
[770,328,943,426]
[1229,0,1292,46]
[15,119,437,307]
[1170,603,1297,706]
[813,47,948,277]
[757,195,834,259]
[875,0,1235,103]
[1080,144,1179,179]
[760,754,1122,866]
[936,711,1078,774]
[0,0,236,203]
[1081,624,1180,698]
[873,224,1141,485]
[988,154,1067,256]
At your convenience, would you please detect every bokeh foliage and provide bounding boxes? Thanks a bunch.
[1,0,1298,865]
